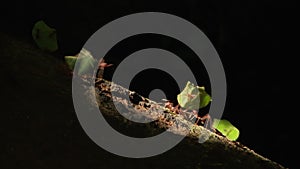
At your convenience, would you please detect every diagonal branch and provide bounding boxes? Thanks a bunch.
[86,78,287,169]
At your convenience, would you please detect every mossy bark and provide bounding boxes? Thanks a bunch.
[0,32,287,169]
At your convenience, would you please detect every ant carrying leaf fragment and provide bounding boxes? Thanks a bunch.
[176,81,212,127]
[64,48,113,77]
[164,81,240,141]
[32,20,58,52]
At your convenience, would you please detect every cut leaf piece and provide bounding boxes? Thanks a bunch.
[197,86,211,108]
[64,48,97,75]
[213,119,240,141]
[77,48,97,75]
[64,56,77,70]
[177,81,211,110]
[32,20,58,52]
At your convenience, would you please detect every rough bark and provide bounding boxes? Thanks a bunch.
[1,32,287,169]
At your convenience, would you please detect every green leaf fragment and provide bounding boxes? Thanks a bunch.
[32,20,58,52]
[177,81,211,110]
[64,56,77,70]
[197,86,211,109]
[64,48,97,75]
[213,119,240,141]
[77,49,97,75]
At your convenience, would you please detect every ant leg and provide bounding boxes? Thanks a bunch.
[193,110,201,125]
[195,116,201,125]
[173,105,180,114]
[202,114,215,131]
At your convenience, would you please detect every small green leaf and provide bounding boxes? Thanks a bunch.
[213,119,240,141]
[32,20,58,52]
[77,48,97,75]
[177,81,211,110]
[64,56,77,70]
[197,86,211,108]
[64,48,97,75]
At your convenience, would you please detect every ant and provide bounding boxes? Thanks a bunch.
[162,99,212,129]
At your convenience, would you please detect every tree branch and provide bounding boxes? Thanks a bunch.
[89,78,287,169]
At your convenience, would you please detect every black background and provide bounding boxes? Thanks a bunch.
[1,0,297,168]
